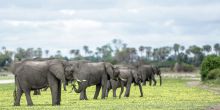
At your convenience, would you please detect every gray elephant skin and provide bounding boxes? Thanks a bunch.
[106,66,143,98]
[71,62,120,100]
[11,59,71,106]
[138,65,162,86]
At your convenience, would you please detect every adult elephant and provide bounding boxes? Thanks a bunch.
[71,62,120,100]
[11,59,72,106]
[106,66,143,98]
[138,65,162,86]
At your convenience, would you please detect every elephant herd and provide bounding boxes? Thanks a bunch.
[11,59,162,106]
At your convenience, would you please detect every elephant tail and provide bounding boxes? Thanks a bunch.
[13,76,17,102]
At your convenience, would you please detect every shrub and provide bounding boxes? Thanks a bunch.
[200,55,220,81]
[207,68,220,80]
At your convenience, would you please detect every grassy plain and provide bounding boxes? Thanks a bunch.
[0,77,220,110]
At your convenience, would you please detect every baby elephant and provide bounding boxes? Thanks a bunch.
[106,66,143,98]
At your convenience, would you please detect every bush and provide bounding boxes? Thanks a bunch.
[207,68,220,80]
[200,55,220,81]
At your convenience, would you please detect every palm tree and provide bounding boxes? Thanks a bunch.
[57,50,61,56]
[70,49,75,58]
[139,46,145,58]
[112,39,122,52]
[180,46,185,52]
[203,45,212,55]
[145,46,152,60]
[1,46,6,54]
[83,45,89,56]
[214,43,220,55]
[173,43,180,56]
[45,50,49,58]
[188,45,203,66]
[173,43,180,61]
[74,50,80,57]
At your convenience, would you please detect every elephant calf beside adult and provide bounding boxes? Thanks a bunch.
[71,62,120,100]
[11,59,72,106]
[106,65,143,98]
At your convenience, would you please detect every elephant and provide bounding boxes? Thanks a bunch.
[138,65,162,86]
[11,59,72,106]
[11,58,67,96]
[106,65,143,98]
[71,62,120,100]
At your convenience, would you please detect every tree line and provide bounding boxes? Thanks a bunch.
[0,39,220,70]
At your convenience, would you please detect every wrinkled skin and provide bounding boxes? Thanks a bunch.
[11,59,72,106]
[71,62,119,100]
[138,65,162,86]
[106,66,143,98]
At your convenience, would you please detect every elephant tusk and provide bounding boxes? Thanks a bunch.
[76,79,82,82]
[120,77,127,81]
[82,80,87,82]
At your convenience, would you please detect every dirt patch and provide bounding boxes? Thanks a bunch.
[187,81,220,94]
[186,81,220,110]
[206,105,220,110]
[186,81,201,87]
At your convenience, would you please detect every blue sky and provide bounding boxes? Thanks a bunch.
[0,0,220,56]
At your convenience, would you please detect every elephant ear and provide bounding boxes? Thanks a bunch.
[105,63,114,79]
[48,60,65,82]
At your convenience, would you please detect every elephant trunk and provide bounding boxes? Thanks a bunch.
[63,83,67,91]
[72,80,84,93]
[159,75,162,86]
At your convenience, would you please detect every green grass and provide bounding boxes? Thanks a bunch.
[0,78,220,110]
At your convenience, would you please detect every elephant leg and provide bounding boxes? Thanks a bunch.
[101,85,107,99]
[119,81,124,99]
[101,76,108,99]
[24,90,33,106]
[48,74,59,105]
[57,80,61,104]
[105,81,111,98]
[113,88,117,97]
[112,81,118,97]
[105,88,111,98]
[84,89,88,100]
[94,84,101,99]
[138,83,143,97]
[124,81,132,97]
[149,78,152,86]
[33,90,41,95]
[80,90,87,100]
[14,87,23,106]
[142,74,147,86]
[152,76,157,86]
[143,81,146,86]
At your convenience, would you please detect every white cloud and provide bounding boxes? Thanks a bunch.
[59,9,76,16]
[0,1,220,57]
[2,19,103,30]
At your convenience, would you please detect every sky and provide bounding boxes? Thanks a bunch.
[0,0,220,56]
